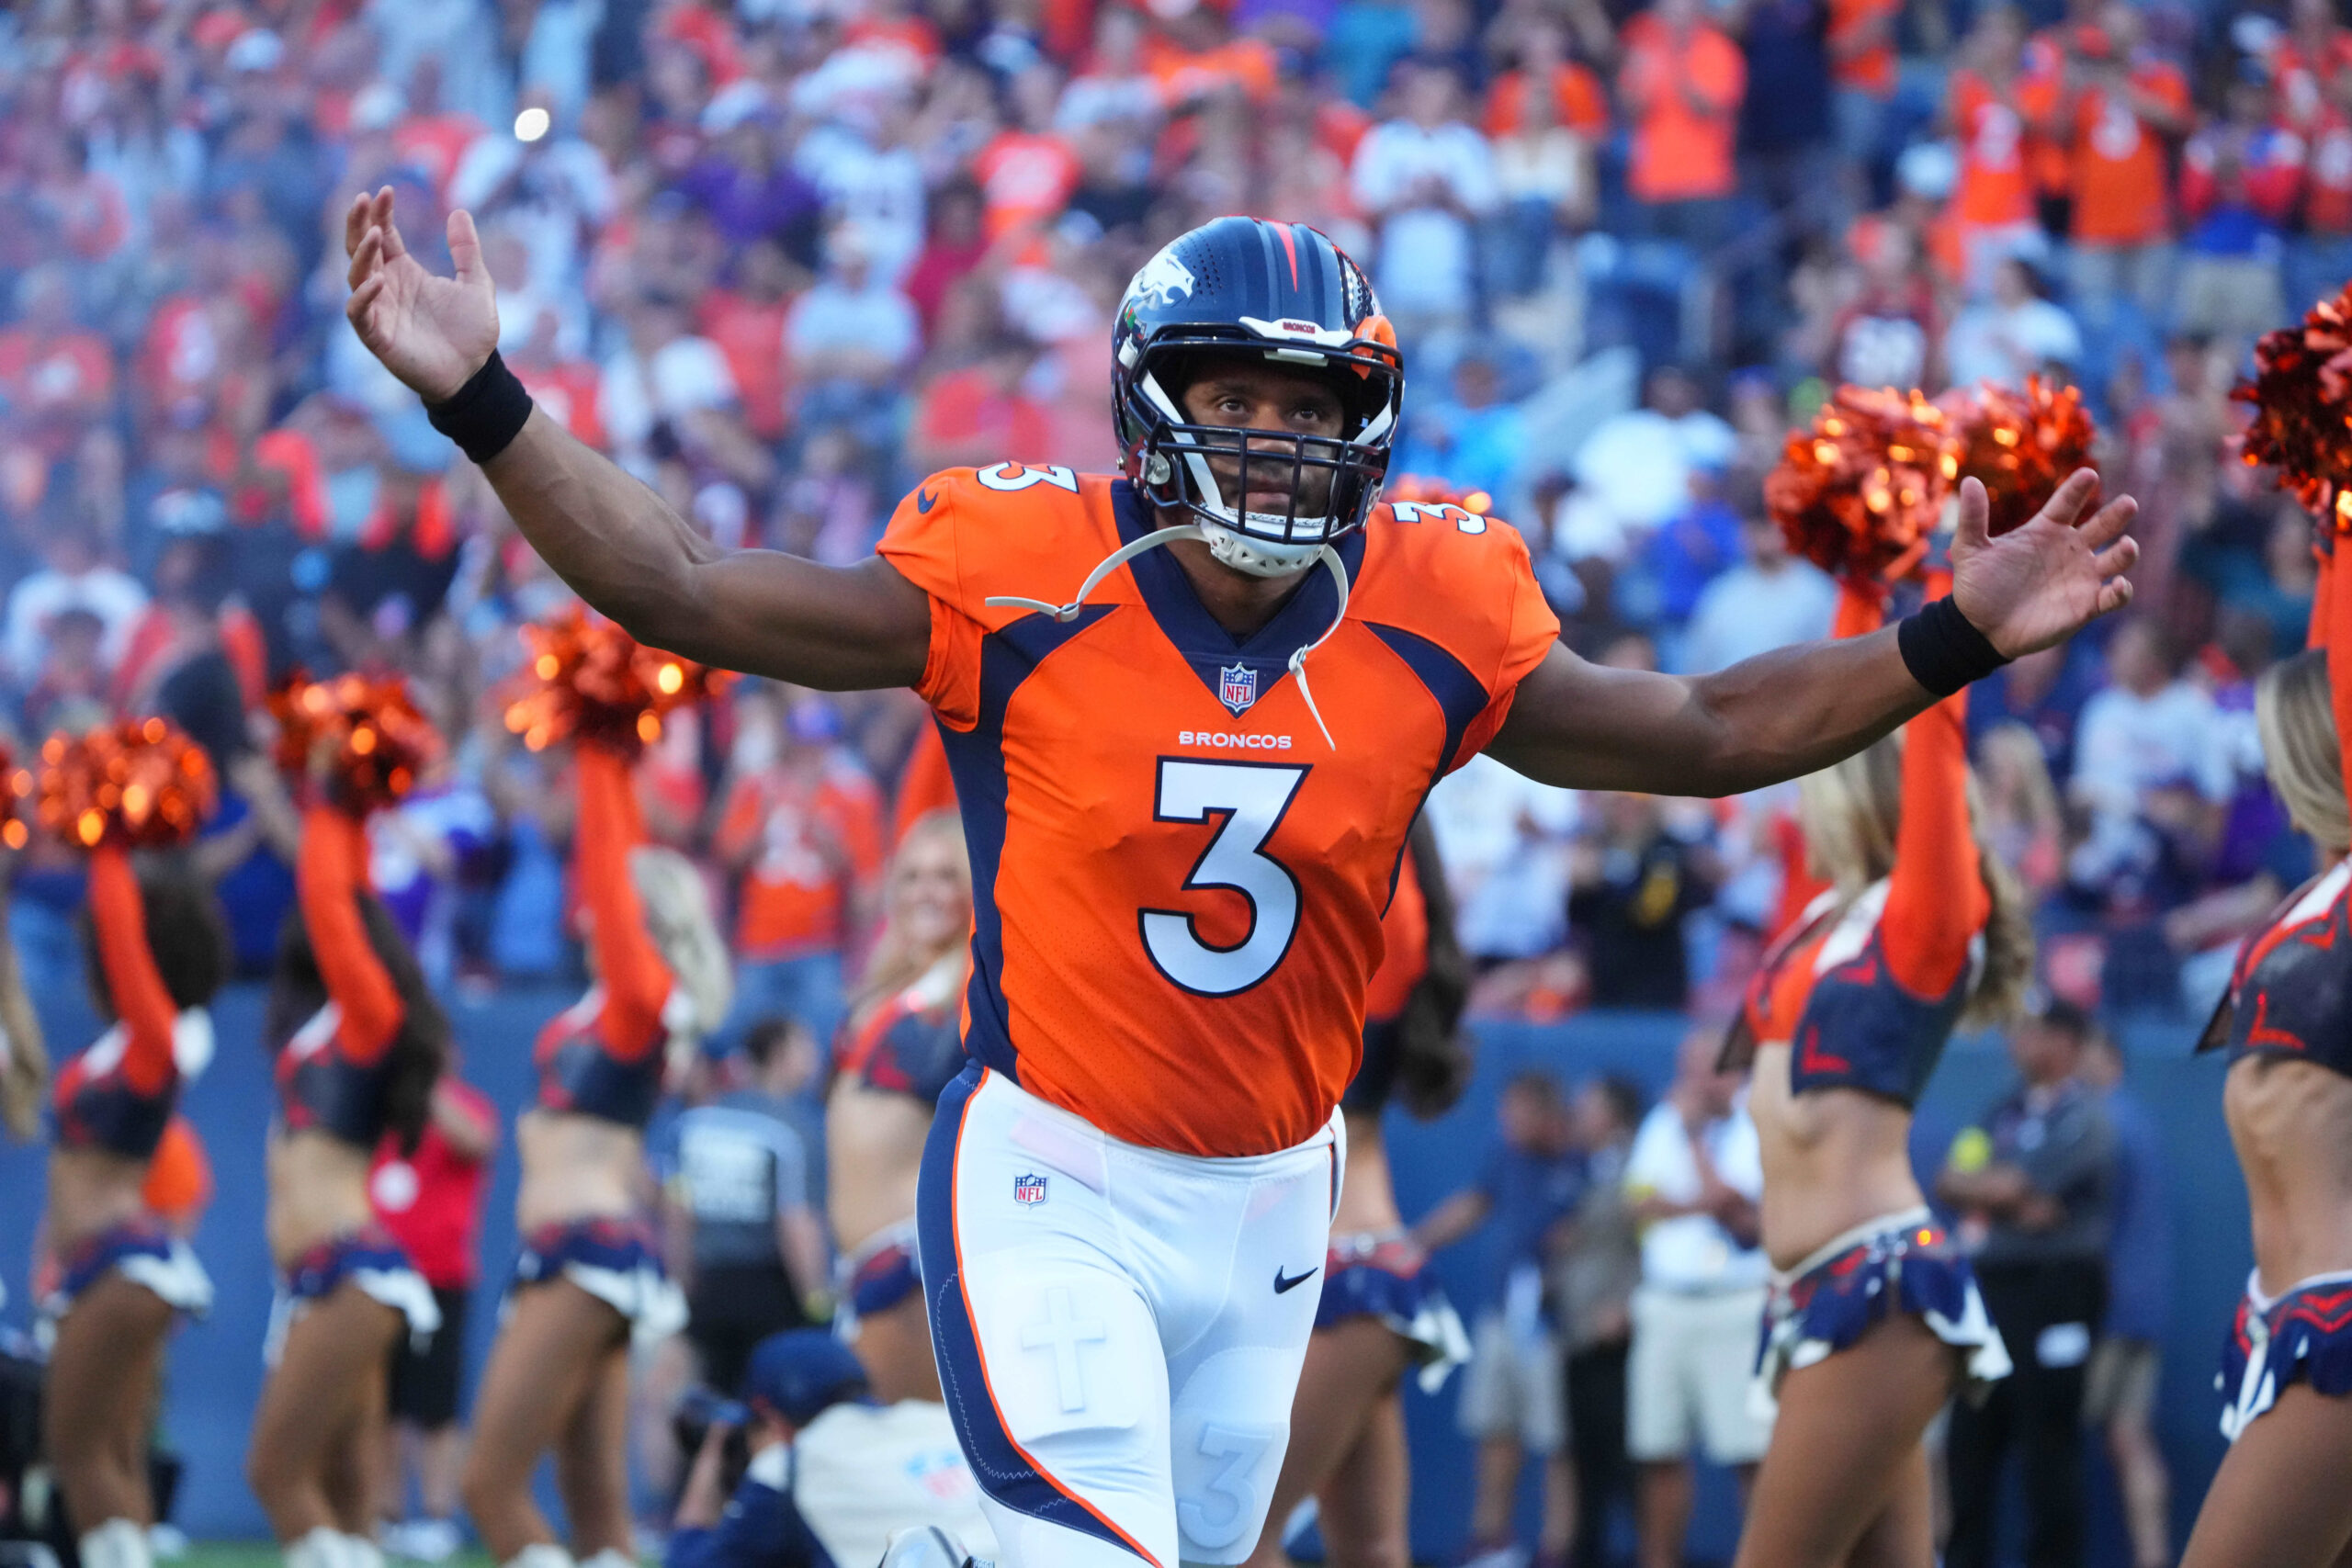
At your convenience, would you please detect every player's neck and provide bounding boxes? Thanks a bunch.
[1160,531,1309,642]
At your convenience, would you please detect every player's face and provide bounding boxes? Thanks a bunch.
[1179,356,1346,519]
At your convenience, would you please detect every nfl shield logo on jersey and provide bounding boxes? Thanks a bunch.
[1013,1173,1048,1206]
[1218,663,1258,716]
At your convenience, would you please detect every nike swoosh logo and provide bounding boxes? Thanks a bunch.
[917,488,939,513]
[1273,1265,1319,1295]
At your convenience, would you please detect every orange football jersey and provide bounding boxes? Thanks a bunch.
[878,465,1559,1156]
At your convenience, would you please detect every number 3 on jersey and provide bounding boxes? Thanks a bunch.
[1141,760,1308,996]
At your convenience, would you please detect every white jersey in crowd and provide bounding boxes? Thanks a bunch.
[1623,1097,1768,1292]
[784,1399,1000,1568]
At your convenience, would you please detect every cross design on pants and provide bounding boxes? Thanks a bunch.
[1021,1286,1108,1413]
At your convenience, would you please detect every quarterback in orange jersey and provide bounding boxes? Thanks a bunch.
[347,190,2140,1568]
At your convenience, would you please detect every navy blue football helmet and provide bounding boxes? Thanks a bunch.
[1112,218,1404,570]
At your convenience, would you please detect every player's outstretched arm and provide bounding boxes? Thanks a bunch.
[343,188,929,690]
[1487,471,2137,795]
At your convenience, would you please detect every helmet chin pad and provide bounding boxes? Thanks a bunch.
[1200,521,1324,578]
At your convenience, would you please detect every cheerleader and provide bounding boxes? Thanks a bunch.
[1244,818,1473,1568]
[247,731,451,1568]
[1724,572,2031,1568]
[828,807,970,1404]
[40,730,228,1568]
[459,733,730,1568]
[2177,564,2352,1565]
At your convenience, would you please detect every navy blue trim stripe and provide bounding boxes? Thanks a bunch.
[935,606,1117,1084]
[1365,623,1487,777]
[915,1066,1157,1563]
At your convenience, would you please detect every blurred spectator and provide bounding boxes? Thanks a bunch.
[2176,72,2299,344]
[2067,619,2233,930]
[1565,366,1737,553]
[1679,514,1838,674]
[1484,19,1607,296]
[786,223,922,446]
[3,525,145,688]
[1826,219,1942,389]
[1566,793,1719,1011]
[1425,754,1577,966]
[662,1018,831,1396]
[1946,6,2057,294]
[2060,11,2191,350]
[1623,1030,1768,1568]
[1944,256,2084,389]
[1394,348,1522,502]
[713,694,888,1054]
[1938,999,2117,1568]
[1414,1071,1587,1568]
[2078,1027,2173,1568]
[1618,0,1747,252]
[1350,58,1498,343]
[1550,1076,1646,1568]
[370,1070,498,1566]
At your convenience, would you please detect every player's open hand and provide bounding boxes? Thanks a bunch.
[343,187,498,404]
[1949,469,2138,659]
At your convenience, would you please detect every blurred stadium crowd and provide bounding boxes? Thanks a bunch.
[0,0,2339,1032]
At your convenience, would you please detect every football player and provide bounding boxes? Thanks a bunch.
[346,193,2137,1568]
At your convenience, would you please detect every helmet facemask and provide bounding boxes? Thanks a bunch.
[1122,339,1402,575]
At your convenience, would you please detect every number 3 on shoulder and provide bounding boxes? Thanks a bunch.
[976,462,1080,493]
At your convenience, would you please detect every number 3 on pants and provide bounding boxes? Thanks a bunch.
[1141,760,1309,997]
[1178,1425,1276,1551]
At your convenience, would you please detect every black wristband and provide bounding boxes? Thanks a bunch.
[1897,595,2011,697]
[425,351,533,465]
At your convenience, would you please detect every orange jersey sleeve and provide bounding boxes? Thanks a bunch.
[89,846,177,1094]
[298,805,405,1064]
[1881,691,1988,998]
[576,745,673,1059]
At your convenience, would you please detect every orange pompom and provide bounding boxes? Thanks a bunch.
[0,745,29,852]
[500,607,731,757]
[2234,283,2352,529]
[1939,378,2100,537]
[1383,474,1497,514]
[269,671,445,815]
[36,719,216,850]
[1767,386,1963,592]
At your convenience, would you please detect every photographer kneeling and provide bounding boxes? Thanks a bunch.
[670,1331,993,1568]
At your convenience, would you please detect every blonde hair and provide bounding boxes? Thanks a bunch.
[628,846,735,1043]
[1796,728,2034,1030]
[1974,722,2061,831]
[2256,648,2351,852]
[0,927,46,1143]
[853,810,973,1015]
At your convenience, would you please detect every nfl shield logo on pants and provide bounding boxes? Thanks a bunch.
[1013,1173,1048,1206]
[1218,663,1258,715]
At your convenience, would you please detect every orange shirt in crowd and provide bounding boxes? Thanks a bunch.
[698,290,794,443]
[512,359,608,453]
[891,722,957,850]
[1484,63,1611,139]
[2308,112,2352,233]
[1828,0,1900,96]
[1619,14,1747,203]
[2069,62,2191,244]
[1950,70,2053,227]
[391,112,486,200]
[2276,29,2352,127]
[973,130,1083,239]
[1141,34,1280,107]
[716,758,888,962]
[911,366,1056,469]
[0,329,114,419]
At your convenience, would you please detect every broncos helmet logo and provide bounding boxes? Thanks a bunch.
[1125,245,1197,310]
